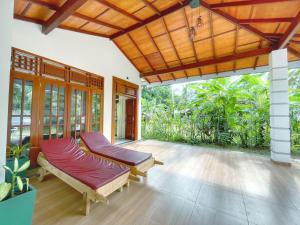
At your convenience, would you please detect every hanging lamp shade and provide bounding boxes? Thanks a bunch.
[189,0,200,8]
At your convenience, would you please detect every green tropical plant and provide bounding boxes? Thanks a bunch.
[0,183,11,201]
[2,158,30,198]
[7,143,30,159]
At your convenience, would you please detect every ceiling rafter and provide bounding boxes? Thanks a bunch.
[23,0,59,11]
[73,13,124,30]
[201,1,274,44]
[42,0,88,34]
[277,11,300,48]
[144,26,175,80]
[141,0,161,15]
[161,17,188,78]
[95,0,142,22]
[182,8,202,76]
[59,25,110,38]
[208,11,218,74]
[290,40,300,44]
[127,33,155,74]
[110,0,189,39]
[210,0,296,8]
[253,40,263,69]
[21,2,32,16]
[239,18,294,24]
[140,47,272,77]
[233,26,239,71]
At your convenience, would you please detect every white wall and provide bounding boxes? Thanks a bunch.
[0,0,14,182]
[12,19,142,142]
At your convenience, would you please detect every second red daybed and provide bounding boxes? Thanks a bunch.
[79,132,163,179]
[37,138,130,215]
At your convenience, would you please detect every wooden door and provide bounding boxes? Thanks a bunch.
[125,98,135,140]
[39,79,67,141]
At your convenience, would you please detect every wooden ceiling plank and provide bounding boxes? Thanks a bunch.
[290,40,300,44]
[157,75,163,83]
[288,46,300,58]
[14,14,45,25]
[73,13,123,30]
[161,17,187,78]
[24,0,59,11]
[110,0,189,39]
[210,0,297,8]
[127,33,155,71]
[95,0,142,22]
[42,0,88,34]
[21,2,32,16]
[182,8,202,76]
[140,47,272,77]
[233,26,239,71]
[253,40,263,69]
[277,11,300,48]
[201,1,274,44]
[239,18,294,24]
[141,0,161,15]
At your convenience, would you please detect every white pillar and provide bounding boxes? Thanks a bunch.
[0,0,14,182]
[269,49,291,164]
[137,87,142,140]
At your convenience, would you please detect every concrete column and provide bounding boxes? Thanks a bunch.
[0,0,14,182]
[269,49,291,164]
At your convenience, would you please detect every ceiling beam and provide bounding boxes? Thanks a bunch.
[239,18,294,24]
[277,11,300,49]
[141,0,161,15]
[42,0,88,34]
[110,0,189,39]
[141,47,272,77]
[95,0,142,22]
[201,1,274,43]
[24,0,59,11]
[210,0,297,8]
[290,40,300,44]
[73,13,123,30]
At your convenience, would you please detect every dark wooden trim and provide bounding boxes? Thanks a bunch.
[42,0,88,34]
[141,0,161,15]
[14,14,45,25]
[141,47,272,77]
[239,18,294,24]
[210,0,296,8]
[277,11,300,48]
[24,0,60,11]
[110,0,189,39]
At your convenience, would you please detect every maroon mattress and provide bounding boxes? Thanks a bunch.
[80,132,152,166]
[39,138,130,190]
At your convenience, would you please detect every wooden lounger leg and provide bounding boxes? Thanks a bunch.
[154,160,164,165]
[129,174,140,182]
[135,170,147,177]
[38,167,47,182]
[83,193,91,216]
[124,181,130,188]
[117,187,123,192]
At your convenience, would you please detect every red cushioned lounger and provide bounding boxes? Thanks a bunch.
[79,132,163,180]
[37,138,130,215]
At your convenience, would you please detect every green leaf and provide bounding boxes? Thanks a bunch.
[16,176,23,191]
[3,166,13,174]
[0,183,11,201]
[17,160,30,173]
[13,158,19,172]
[25,178,29,192]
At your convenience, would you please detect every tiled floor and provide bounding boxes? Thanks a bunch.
[31,140,300,225]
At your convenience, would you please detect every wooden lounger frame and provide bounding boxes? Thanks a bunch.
[37,152,130,216]
[80,141,163,181]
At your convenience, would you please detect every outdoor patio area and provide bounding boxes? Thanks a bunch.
[31,140,300,225]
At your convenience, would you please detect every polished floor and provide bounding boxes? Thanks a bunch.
[31,140,300,225]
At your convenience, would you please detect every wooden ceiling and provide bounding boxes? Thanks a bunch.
[14,0,300,83]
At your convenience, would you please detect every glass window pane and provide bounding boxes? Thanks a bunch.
[58,117,64,125]
[43,126,50,140]
[12,79,22,115]
[71,90,76,116]
[77,91,81,116]
[22,126,31,145]
[59,88,65,116]
[51,116,57,126]
[11,116,21,127]
[44,85,51,116]
[10,127,20,146]
[24,81,33,116]
[23,117,31,126]
[57,126,64,138]
[52,86,58,116]
[82,92,86,116]
[44,116,50,125]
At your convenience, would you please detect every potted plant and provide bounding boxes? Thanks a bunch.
[6,144,30,182]
[0,157,36,225]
